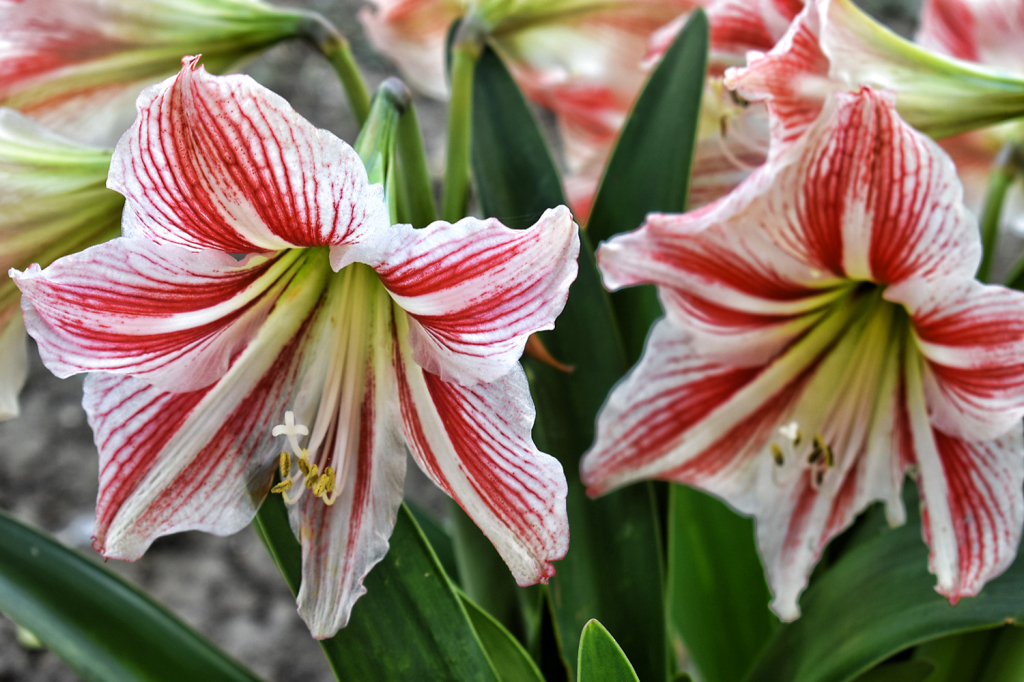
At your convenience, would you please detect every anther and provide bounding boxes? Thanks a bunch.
[297,456,311,477]
[313,466,335,498]
[304,463,320,489]
[271,479,293,494]
[770,443,785,466]
[279,452,291,479]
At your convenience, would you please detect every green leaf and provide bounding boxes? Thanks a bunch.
[745,518,1024,682]
[577,620,641,682]
[394,101,439,228]
[584,10,709,363]
[667,485,776,682]
[0,510,263,682]
[254,496,501,681]
[460,590,546,682]
[851,661,934,682]
[406,501,459,582]
[471,44,668,682]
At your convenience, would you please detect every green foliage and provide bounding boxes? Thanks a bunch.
[0,510,263,682]
[585,10,709,363]
[746,516,1024,682]
[577,620,641,682]
[470,43,667,681]
[254,496,501,680]
[668,486,776,682]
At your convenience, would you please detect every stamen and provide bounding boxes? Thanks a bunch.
[313,466,335,498]
[278,452,291,480]
[297,455,311,477]
[271,479,293,494]
[770,443,785,466]
[304,463,320,489]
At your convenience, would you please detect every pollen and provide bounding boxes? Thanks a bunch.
[270,411,338,505]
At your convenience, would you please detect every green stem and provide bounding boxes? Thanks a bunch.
[396,104,438,227]
[300,14,372,125]
[442,28,483,221]
[978,143,1022,283]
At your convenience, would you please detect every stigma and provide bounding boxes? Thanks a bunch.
[270,411,337,505]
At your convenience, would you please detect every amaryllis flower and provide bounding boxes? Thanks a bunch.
[726,0,1024,152]
[1,0,308,145]
[582,87,1024,619]
[643,0,801,208]
[13,58,578,637]
[0,108,123,419]
[916,0,1024,235]
[359,0,693,220]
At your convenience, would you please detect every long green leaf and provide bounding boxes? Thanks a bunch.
[460,591,546,682]
[471,44,668,682]
[577,620,641,682]
[0,510,263,682]
[745,517,1024,682]
[851,661,934,682]
[254,496,501,681]
[585,10,709,363]
[667,485,776,682]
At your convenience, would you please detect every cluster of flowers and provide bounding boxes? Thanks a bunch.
[4,0,1024,640]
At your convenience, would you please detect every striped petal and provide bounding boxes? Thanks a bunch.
[87,271,327,559]
[889,277,1024,441]
[905,352,1024,604]
[292,268,407,639]
[758,88,979,283]
[358,207,579,385]
[0,0,303,146]
[14,238,327,392]
[395,312,568,585]
[109,57,389,254]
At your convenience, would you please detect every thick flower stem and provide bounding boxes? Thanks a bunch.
[396,105,438,227]
[442,28,483,222]
[978,144,1023,283]
[300,14,372,125]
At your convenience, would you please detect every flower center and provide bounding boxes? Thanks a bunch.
[270,411,338,505]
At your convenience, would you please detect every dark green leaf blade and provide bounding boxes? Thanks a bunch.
[668,485,776,682]
[0,510,263,682]
[255,496,501,681]
[851,661,934,682]
[471,44,668,682]
[577,620,641,682]
[746,518,1024,682]
[585,10,709,363]
[460,590,546,682]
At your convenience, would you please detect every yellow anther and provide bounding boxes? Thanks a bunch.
[271,479,293,494]
[279,452,291,479]
[297,456,311,477]
[793,431,803,447]
[770,443,784,466]
[313,466,336,498]
[809,435,834,468]
[304,463,320,489]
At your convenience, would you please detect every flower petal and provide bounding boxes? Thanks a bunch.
[88,283,326,559]
[357,0,464,99]
[14,238,327,392]
[355,207,579,385]
[905,353,1024,603]
[294,272,407,639]
[888,276,1024,441]
[759,87,980,283]
[109,57,389,254]
[394,313,568,585]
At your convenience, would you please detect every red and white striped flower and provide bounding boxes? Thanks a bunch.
[726,0,1024,153]
[582,87,1024,619]
[12,58,577,638]
[916,0,1024,234]
[0,0,307,145]
[0,109,123,420]
[359,0,694,220]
